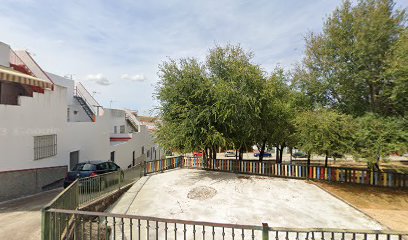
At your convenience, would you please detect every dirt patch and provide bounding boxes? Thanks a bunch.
[187,186,217,200]
[237,176,251,179]
[315,182,408,231]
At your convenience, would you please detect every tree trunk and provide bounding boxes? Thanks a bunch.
[279,145,284,163]
[239,147,244,161]
[307,152,311,166]
[212,146,217,160]
[325,151,328,167]
[235,149,238,161]
[289,147,293,163]
[259,140,266,161]
[275,146,280,162]
[375,155,381,171]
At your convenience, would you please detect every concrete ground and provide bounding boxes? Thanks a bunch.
[108,169,382,239]
[0,188,61,240]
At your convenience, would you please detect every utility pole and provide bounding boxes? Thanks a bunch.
[109,100,115,108]
[64,74,75,80]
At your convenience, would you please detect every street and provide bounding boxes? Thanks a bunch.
[0,188,61,240]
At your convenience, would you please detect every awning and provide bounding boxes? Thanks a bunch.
[0,66,53,89]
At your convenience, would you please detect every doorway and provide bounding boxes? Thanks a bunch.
[110,151,115,162]
[69,151,79,170]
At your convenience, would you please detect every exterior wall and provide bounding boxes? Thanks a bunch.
[0,77,163,201]
[68,98,93,122]
[111,125,163,168]
[0,166,67,202]
[0,42,10,67]
[0,85,67,171]
[46,72,74,104]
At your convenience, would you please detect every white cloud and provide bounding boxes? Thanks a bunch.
[121,74,146,82]
[86,73,111,86]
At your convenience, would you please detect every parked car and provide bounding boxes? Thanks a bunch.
[224,150,235,157]
[254,151,272,157]
[193,151,203,157]
[293,151,308,158]
[64,161,122,188]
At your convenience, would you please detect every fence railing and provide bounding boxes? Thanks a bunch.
[144,156,182,174]
[75,82,104,116]
[42,164,144,240]
[43,208,408,240]
[181,157,408,188]
[42,157,408,239]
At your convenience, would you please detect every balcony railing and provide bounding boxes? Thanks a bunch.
[74,82,104,116]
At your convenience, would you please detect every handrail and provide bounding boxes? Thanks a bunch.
[45,208,408,237]
[75,82,104,116]
[46,208,263,230]
[43,178,79,210]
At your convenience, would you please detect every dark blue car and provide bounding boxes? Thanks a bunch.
[254,152,272,157]
[63,161,121,188]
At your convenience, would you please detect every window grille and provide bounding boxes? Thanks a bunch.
[34,134,57,160]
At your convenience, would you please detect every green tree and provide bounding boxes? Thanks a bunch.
[295,0,406,116]
[353,114,408,170]
[294,110,355,166]
[156,45,265,160]
[385,29,408,116]
[206,45,265,160]
[156,58,223,156]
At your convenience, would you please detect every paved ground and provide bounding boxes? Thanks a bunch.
[108,169,382,233]
[0,188,61,240]
[315,182,408,231]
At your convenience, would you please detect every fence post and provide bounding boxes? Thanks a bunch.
[262,223,269,240]
[41,208,50,240]
[143,161,147,176]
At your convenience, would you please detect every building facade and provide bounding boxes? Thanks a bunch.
[0,42,163,202]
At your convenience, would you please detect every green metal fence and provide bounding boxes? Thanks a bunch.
[43,208,408,240]
[42,163,144,240]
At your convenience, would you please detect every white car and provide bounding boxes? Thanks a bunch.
[224,151,235,157]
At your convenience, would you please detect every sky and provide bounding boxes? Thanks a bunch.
[1,0,407,115]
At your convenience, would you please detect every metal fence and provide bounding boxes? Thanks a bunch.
[42,157,408,239]
[144,156,183,174]
[182,157,408,188]
[43,208,408,240]
[42,163,144,239]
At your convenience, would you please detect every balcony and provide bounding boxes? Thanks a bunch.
[110,133,132,142]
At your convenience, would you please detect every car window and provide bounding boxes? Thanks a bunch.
[73,163,85,171]
[108,162,118,171]
[96,163,108,171]
[79,163,96,171]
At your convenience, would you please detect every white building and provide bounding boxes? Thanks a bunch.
[0,42,163,201]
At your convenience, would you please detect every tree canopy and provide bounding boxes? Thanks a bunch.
[155,0,408,168]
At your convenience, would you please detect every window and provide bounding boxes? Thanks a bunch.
[34,134,57,160]
[141,146,144,155]
[110,151,115,162]
[120,125,125,133]
[114,126,118,134]
[147,150,150,158]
